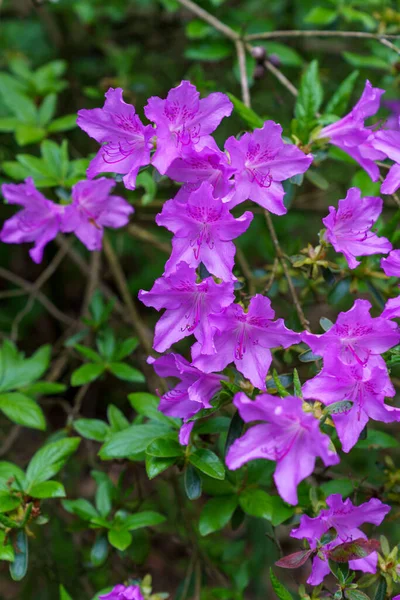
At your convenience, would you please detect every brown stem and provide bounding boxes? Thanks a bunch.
[175,0,239,41]
[264,59,298,98]
[127,224,171,254]
[235,40,251,108]
[245,30,400,41]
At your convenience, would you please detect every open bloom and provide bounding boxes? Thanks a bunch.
[302,358,399,452]
[157,181,253,281]
[0,178,64,263]
[382,295,400,320]
[77,88,154,190]
[144,80,232,174]
[224,121,312,215]
[302,299,400,368]
[371,130,400,194]
[383,99,400,130]
[138,262,234,353]
[99,584,144,600]
[226,392,339,505]
[322,187,392,269]
[149,353,225,445]
[61,178,133,251]
[316,80,386,181]
[192,294,300,390]
[382,249,400,277]
[291,494,391,585]
[166,145,235,203]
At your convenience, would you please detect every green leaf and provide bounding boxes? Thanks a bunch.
[269,568,293,600]
[295,60,323,119]
[0,492,21,513]
[22,381,66,395]
[343,52,389,71]
[128,392,179,428]
[62,498,99,521]
[145,455,176,479]
[0,393,46,430]
[356,429,398,449]
[199,495,238,536]
[0,461,26,488]
[71,363,105,386]
[10,531,28,581]
[227,93,264,129]
[321,479,354,498]
[120,511,166,531]
[189,449,225,480]
[0,117,19,132]
[184,464,202,500]
[41,139,69,180]
[38,94,57,126]
[114,338,139,361]
[293,369,302,397]
[73,419,110,442]
[305,6,337,25]
[0,86,37,122]
[185,40,231,62]
[0,530,15,562]
[373,577,387,600]
[225,410,244,457]
[90,535,109,567]
[60,584,73,600]
[107,404,130,432]
[269,496,295,526]
[95,480,114,517]
[108,529,132,551]
[325,71,359,117]
[48,114,77,132]
[146,436,183,458]
[186,19,213,39]
[239,489,273,520]
[15,125,46,146]
[0,342,50,392]
[74,344,102,363]
[136,171,157,206]
[29,480,66,499]
[345,591,371,600]
[351,170,381,197]
[99,423,171,459]
[305,169,329,190]
[108,362,145,383]
[26,437,81,488]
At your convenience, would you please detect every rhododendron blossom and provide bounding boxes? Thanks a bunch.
[316,80,386,181]
[61,177,133,251]
[226,392,339,505]
[99,584,144,600]
[291,494,391,585]
[139,262,234,353]
[382,249,400,277]
[323,187,392,269]
[144,80,233,174]
[383,99,400,130]
[302,299,400,368]
[382,295,400,320]
[0,178,64,264]
[224,121,313,214]
[77,88,154,190]
[157,181,253,281]
[192,294,300,390]
[371,130,400,194]
[302,359,399,452]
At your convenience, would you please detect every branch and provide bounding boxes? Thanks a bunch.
[235,40,251,108]
[245,30,400,41]
[127,224,171,254]
[175,0,239,41]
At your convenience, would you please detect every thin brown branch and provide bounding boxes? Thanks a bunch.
[175,0,239,41]
[0,425,21,457]
[127,224,171,254]
[264,59,298,97]
[81,250,101,317]
[236,248,256,296]
[235,40,251,108]
[245,30,400,41]
[264,212,311,331]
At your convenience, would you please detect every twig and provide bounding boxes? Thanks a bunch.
[379,37,400,56]
[127,224,171,254]
[71,383,90,418]
[103,236,154,357]
[264,59,298,97]
[245,30,400,41]
[81,250,101,318]
[236,248,256,296]
[0,425,21,457]
[264,212,310,331]
[235,40,251,108]
[0,267,75,328]
[175,0,239,41]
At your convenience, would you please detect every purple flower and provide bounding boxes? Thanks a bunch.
[144,81,233,174]
[138,262,234,353]
[157,181,253,281]
[99,584,143,600]
[382,295,400,320]
[371,130,400,194]
[192,294,300,390]
[224,121,313,215]
[291,494,391,585]
[148,353,225,445]
[302,299,400,368]
[322,187,392,269]
[302,358,399,452]
[317,80,386,181]
[61,178,133,251]
[382,249,400,277]
[383,99,400,130]
[166,145,235,203]
[0,178,63,264]
[226,392,339,505]
[77,88,154,190]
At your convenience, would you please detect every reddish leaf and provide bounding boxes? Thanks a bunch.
[275,549,315,569]
[327,538,380,563]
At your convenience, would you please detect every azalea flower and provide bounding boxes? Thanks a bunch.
[192,294,300,390]
[156,181,253,281]
[144,80,232,174]
[0,178,64,263]
[371,130,400,195]
[99,584,144,600]
[61,178,133,251]
[291,494,391,585]
[138,262,234,353]
[381,249,400,277]
[322,187,392,269]
[224,121,313,214]
[77,88,154,190]
[226,392,339,505]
